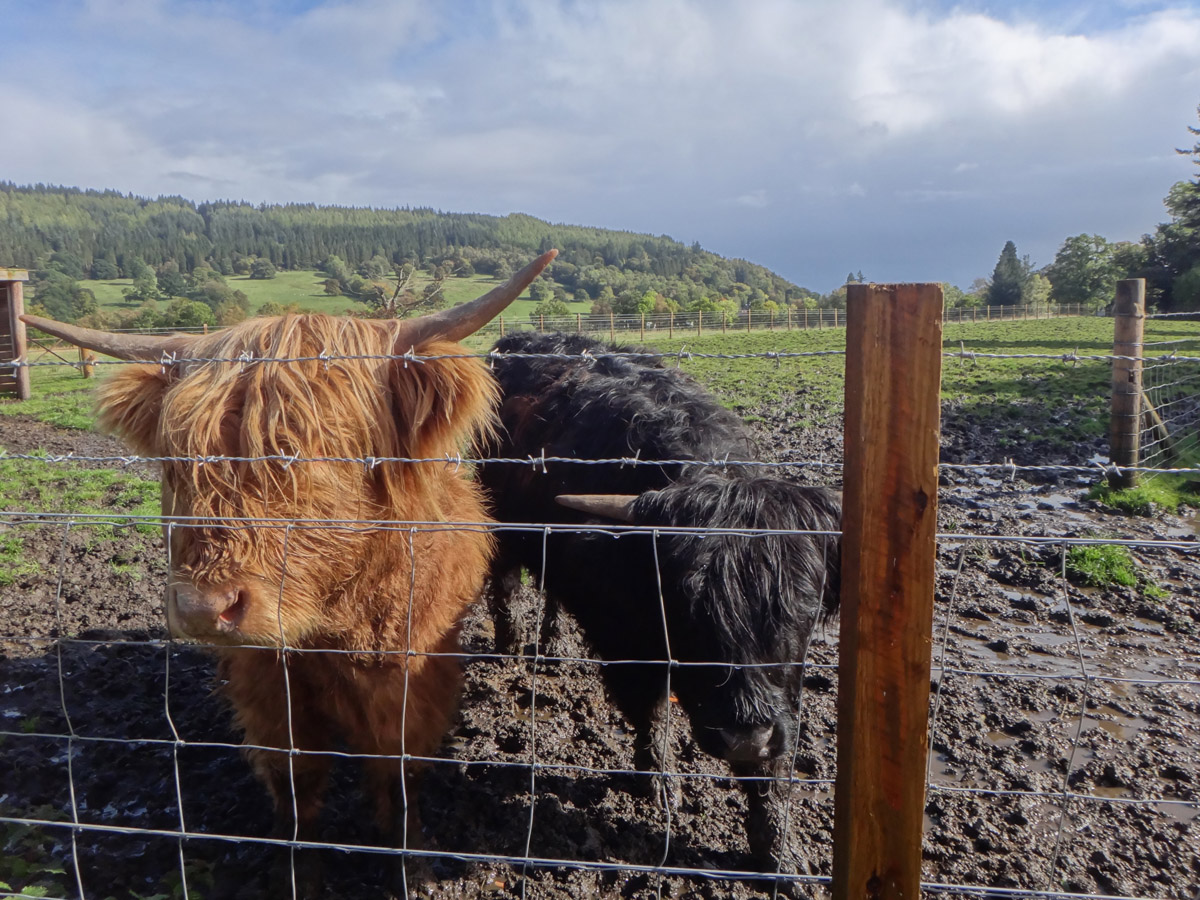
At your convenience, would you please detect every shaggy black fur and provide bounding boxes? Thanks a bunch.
[479,332,841,880]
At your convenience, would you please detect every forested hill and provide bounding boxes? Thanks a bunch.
[0,183,814,308]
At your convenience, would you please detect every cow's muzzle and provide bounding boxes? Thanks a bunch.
[718,723,782,762]
[166,581,250,640]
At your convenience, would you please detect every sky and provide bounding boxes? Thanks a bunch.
[1,0,1199,293]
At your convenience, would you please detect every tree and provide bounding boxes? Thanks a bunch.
[530,299,571,322]
[528,281,553,304]
[987,241,1028,307]
[249,258,277,280]
[91,257,120,280]
[1021,274,1052,308]
[161,298,216,328]
[1044,234,1121,308]
[156,260,187,298]
[123,269,160,304]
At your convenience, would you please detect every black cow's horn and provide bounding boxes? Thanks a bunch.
[555,493,640,523]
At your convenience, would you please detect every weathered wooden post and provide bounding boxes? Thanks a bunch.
[0,268,31,401]
[697,311,702,336]
[499,315,505,336]
[609,312,615,343]
[1109,278,1145,489]
[669,312,674,339]
[834,282,943,900]
[576,312,582,334]
[834,307,839,328]
[79,348,96,379]
[787,308,792,330]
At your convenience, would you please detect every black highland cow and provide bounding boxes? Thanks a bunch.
[479,332,841,879]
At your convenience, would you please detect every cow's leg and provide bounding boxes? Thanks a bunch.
[486,555,526,656]
[360,644,464,896]
[222,650,332,900]
[607,666,681,812]
[733,758,810,897]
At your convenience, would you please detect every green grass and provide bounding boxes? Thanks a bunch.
[1066,544,1139,589]
[82,270,555,320]
[1088,475,1200,516]
[0,361,95,429]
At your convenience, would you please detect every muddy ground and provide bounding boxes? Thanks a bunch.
[0,398,1198,900]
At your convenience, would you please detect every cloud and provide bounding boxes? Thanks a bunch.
[735,190,770,209]
[0,0,1197,290]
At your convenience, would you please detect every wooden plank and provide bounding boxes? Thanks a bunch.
[833,282,943,900]
[1109,279,1145,489]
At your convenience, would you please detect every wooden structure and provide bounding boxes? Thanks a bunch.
[0,268,30,400]
[1109,279,1146,489]
[834,283,943,900]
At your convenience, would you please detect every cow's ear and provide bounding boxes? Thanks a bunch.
[386,340,500,459]
[94,363,175,456]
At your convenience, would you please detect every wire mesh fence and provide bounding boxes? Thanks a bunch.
[1142,311,1200,470]
[1,316,1198,900]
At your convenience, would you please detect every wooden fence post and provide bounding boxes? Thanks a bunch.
[834,282,943,900]
[697,311,702,336]
[499,315,505,336]
[787,308,792,330]
[609,312,615,343]
[669,312,674,339]
[2,276,31,401]
[577,313,581,333]
[1109,278,1145,489]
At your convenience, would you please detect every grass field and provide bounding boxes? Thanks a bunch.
[12,314,1200,435]
[83,271,559,321]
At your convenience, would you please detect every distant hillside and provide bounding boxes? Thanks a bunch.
[0,182,816,311]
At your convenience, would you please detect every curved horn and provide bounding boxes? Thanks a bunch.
[20,315,195,361]
[392,249,558,351]
[555,493,641,523]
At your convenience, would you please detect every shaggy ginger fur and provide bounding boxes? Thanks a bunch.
[96,314,498,849]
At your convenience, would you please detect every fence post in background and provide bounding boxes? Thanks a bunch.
[609,312,615,343]
[722,314,727,335]
[834,282,943,900]
[499,315,505,336]
[577,313,582,334]
[747,310,752,333]
[80,348,96,379]
[1,274,31,401]
[835,307,839,328]
[670,312,674,339]
[697,311,702,336]
[787,308,792,330]
[1109,278,1146,489]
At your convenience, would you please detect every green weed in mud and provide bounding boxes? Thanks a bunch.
[1066,544,1138,589]
[0,532,38,586]
[1089,476,1200,517]
[0,808,70,899]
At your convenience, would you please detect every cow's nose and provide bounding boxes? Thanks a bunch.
[718,723,778,761]
[167,582,249,637]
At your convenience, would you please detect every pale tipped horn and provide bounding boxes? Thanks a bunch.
[391,249,558,352]
[555,493,641,523]
[20,315,196,361]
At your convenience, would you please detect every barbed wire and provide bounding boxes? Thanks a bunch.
[3,332,1199,899]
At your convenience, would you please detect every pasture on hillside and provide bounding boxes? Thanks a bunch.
[81,270,560,321]
[0,315,1198,900]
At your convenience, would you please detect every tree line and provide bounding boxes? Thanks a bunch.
[970,105,1200,313]
[1,184,825,328]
